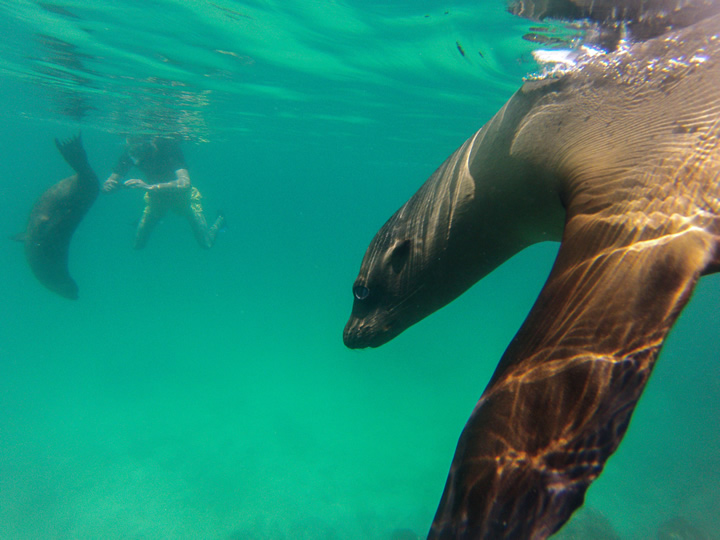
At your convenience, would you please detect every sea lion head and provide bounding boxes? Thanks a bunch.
[343,109,566,349]
[343,202,476,349]
[343,232,416,349]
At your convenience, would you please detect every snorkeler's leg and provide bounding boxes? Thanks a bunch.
[134,200,164,250]
[187,188,224,249]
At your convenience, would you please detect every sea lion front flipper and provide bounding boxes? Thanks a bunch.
[429,204,719,539]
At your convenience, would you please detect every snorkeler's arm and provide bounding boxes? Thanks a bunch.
[123,140,189,192]
[140,141,190,191]
[103,151,133,193]
[124,170,191,191]
[144,168,191,191]
[102,172,124,193]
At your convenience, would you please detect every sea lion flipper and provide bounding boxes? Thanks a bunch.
[429,207,718,538]
[55,132,93,178]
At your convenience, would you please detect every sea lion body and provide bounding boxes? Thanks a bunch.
[345,10,720,540]
[509,0,720,40]
[20,135,99,299]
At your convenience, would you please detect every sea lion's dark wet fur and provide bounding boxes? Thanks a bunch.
[344,8,720,540]
[509,0,720,42]
[18,134,98,299]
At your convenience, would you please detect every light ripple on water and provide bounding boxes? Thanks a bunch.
[0,0,534,139]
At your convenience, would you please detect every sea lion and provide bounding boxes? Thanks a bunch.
[344,9,720,540]
[509,0,720,50]
[16,134,99,299]
[509,0,720,36]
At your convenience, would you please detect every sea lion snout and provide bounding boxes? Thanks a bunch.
[343,314,395,349]
[343,319,367,349]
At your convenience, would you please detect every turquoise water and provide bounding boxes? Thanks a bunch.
[1,2,718,539]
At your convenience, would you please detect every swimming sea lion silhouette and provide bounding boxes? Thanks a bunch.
[16,134,99,299]
[344,4,720,539]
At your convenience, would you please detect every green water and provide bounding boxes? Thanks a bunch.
[1,2,718,539]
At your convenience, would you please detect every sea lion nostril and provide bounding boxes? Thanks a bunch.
[353,285,370,300]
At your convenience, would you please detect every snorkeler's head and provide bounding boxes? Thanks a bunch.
[126,136,156,165]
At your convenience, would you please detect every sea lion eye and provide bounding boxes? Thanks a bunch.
[353,285,370,300]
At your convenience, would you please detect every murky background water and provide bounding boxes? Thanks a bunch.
[1,1,718,538]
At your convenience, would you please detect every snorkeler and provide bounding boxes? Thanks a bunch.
[103,136,225,249]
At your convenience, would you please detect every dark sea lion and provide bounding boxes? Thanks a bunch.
[510,0,720,56]
[509,0,719,36]
[344,8,720,540]
[16,134,98,299]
